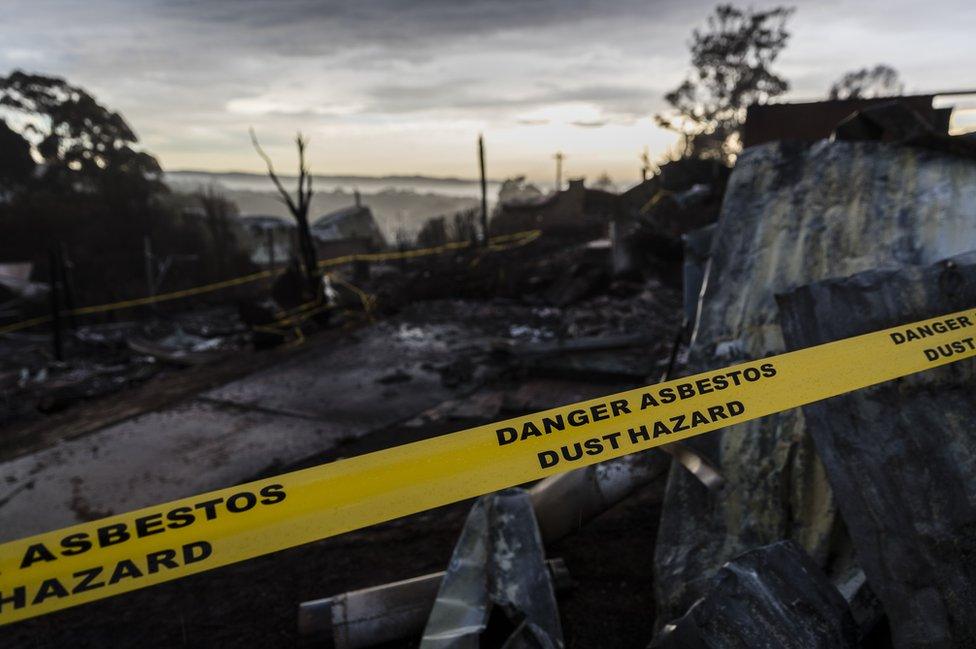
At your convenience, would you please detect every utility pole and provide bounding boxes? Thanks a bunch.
[553,151,565,192]
[478,134,488,247]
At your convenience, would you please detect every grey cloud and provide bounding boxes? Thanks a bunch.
[365,80,657,119]
[5,0,975,179]
[146,0,698,69]
[166,0,656,42]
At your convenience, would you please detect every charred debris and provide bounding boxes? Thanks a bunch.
[292,95,976,649]
[4,93,976,648]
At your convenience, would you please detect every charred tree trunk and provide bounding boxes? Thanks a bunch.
[251,129,320,297]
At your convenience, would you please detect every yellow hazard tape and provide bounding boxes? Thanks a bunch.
[317,229,540,268]
[5,305,971,625]
[247,275,378,343]
[329,274,376,316]
[0,230,541,336]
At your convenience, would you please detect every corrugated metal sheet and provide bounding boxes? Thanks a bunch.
[654,139,976,627]
[779,254,976,648]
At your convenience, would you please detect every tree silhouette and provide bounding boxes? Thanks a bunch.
[0,70,163,195]
[656,4,794,163]
[0,119,34,191]
[829,64,904,100]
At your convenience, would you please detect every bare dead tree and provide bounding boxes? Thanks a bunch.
[250,128,319,294]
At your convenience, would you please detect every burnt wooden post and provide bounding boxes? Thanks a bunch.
[48,248,63,361]
[143,235,155,299]
[56,243,77,330]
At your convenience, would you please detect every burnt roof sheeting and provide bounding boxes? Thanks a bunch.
[311,205,387,249]
[652,140,976,628]
[778,254,976,648]
[741,95,945,149]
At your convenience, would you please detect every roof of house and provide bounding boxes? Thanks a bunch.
[311,204,386,248]
[240,215,294,230]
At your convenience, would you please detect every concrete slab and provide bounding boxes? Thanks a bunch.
[0,399,346,541]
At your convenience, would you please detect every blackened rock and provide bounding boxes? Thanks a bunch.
[778,253,976,649]
[652,540,857,649]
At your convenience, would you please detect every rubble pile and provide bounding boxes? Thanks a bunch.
[0,307,248,430]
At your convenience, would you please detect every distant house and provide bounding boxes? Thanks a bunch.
[311,192,387,259]
[240,215,295,268]
[489,178,613,238]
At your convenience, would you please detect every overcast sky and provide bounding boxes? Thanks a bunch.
[3,0,974,184]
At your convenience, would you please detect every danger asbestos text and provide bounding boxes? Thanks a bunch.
[495,363,777,468]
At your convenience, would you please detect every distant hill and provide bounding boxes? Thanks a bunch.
[167,170,499,198]
[166,170,500,239]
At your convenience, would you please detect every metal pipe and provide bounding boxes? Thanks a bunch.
[299,558,570,648]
